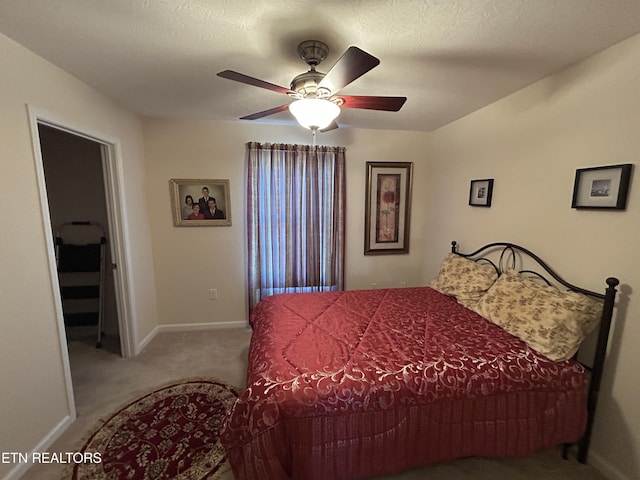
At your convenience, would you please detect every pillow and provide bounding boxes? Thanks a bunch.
[473,269,603,361]
[429,253,498,309]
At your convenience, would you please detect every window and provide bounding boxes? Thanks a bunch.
[246,142,346,310]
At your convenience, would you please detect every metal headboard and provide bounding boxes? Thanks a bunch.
[451,241,619,464]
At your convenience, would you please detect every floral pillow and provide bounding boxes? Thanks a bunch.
[473,269,603,361]
[429,253,498,309]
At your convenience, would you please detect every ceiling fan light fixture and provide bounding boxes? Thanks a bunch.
[289,98,340,130]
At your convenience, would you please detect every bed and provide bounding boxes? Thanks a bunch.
[220,241,619,480]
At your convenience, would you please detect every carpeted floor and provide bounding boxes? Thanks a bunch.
[26,327,610,480]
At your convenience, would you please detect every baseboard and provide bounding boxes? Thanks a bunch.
[1,414,74,480]
[135,325,159,355]
[156,320,248,332]
[589,450,632,480]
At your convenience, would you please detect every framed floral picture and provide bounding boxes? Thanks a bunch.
[169,178,231,226]
[364,162,413,255]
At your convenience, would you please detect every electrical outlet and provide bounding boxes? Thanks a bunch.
[370,282,377,289]
[209,288,218,300]
[400,281,407,288]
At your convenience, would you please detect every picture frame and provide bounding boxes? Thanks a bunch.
[169,178,232,226]
[364,162,413,255]
[469,179,494,207]
[571,164,633,210]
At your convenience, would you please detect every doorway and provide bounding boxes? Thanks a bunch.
[28,107,135,367]
[39,124,121,354]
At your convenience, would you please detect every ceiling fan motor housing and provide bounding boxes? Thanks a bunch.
[290,70,332,99]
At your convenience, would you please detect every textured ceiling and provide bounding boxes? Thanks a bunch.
[2,0,640,132]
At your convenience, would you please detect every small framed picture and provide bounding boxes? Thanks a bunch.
[469,179,494,207]
[571,164,633,210]
[169,178,231,226]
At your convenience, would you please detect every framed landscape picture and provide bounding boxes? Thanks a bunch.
[571,164,633,210]
[364,162,413,255]
[170,178,231,226]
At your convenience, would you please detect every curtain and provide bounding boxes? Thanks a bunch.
[247,142,346,310]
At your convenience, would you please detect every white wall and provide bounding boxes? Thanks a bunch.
[426,33,640,480]
[142,119,430,326]
[0,32,158,479]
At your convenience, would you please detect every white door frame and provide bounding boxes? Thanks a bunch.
[27,107,136,384]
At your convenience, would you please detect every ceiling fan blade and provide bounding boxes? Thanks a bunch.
[320,121,339,132]
[217,70,293,95]
[338,95,407,111]
[239,104,290,121]
[318,46,380,94]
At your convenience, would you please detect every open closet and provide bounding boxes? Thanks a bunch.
[39,124,120,354]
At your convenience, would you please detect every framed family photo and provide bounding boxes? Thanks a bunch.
[571,164,633,210]
[364,162,413,255]
[469,178,494,207]
[170,178,232,226]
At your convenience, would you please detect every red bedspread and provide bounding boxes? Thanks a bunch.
[221,287,588,480]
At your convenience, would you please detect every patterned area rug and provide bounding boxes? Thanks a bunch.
[71,379,239,480]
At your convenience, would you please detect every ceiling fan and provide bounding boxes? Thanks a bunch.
[217,40,407,131]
